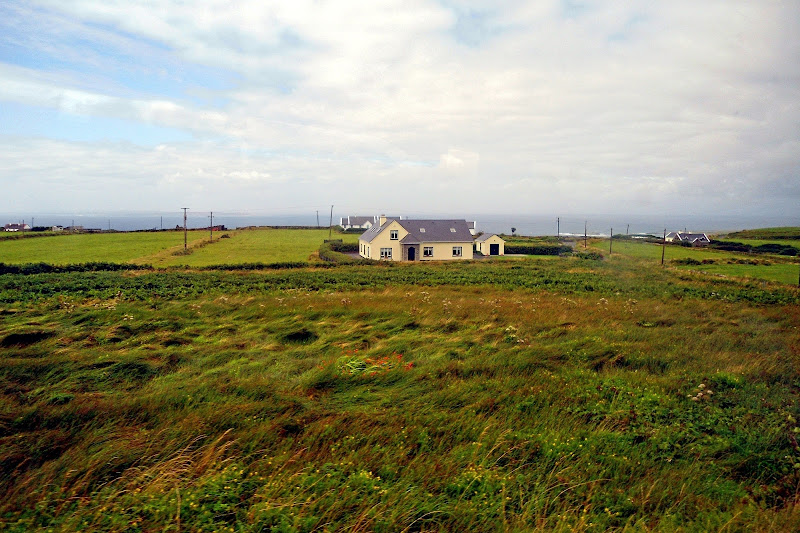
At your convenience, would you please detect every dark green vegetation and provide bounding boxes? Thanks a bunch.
[1,254,800,532]
[725,227,800,240]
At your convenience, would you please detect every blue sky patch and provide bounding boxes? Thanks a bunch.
[0,102,193,145]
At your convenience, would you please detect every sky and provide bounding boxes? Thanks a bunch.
[1,0,798,219]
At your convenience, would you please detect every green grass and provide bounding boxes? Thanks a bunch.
[592,240,800,286]
[1,258,799,531]
[686,261,800,285]
[0,229,359,268]
[0,231,207,265]
[724,227,800,240]
[159,228,359,267]
[714,237,800,248]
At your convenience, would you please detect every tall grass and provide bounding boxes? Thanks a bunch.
[1,259,799,531]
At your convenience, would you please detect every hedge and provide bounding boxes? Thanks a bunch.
[504,245,573,255]
[0,262,152,275]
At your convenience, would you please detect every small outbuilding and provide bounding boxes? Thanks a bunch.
[475,233,505,256]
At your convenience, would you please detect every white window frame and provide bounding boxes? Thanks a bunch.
[423,246,433,257]
[390,230,398,240]
[452,246,462,257]
[380,247,392,259]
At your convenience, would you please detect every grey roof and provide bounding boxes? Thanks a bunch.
[675,232,709,242]
[475,233,502,243]
[359,223,384,243]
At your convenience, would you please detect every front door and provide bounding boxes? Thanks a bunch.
[490,243,499,255]
[408,247,416,261]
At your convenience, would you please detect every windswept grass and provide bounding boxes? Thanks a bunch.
[1,256,799,531]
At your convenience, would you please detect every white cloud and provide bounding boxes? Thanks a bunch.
[0,0,798,217]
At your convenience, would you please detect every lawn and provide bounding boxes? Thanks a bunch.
[592,239,800,286]
[159,228,359,267]
[0,229,359,268]
[1,258,799,531]
[0,231,208,265]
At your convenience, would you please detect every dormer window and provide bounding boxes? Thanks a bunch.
[390,230,398,240]
[420,228,426,233]
[450,228,456,232]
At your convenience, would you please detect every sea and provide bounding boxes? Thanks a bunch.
[3,212,799,238]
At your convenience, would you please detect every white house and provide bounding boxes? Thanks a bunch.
[3,223,30,232]
[359,216,474,261]
[475,233,505,256]
[666,232,710,246]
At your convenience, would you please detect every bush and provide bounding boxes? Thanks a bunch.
[0,262,152,275]
[504,245,572,255]
[574,251,604,260]
[318,243,371,264]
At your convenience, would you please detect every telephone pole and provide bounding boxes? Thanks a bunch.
[328,205,334,240]
[661,229,666,265]
[609,228,613,255]
[316,210,320,228]
[557,217,560,239]
[584,221,587,249]
[209,211,213,241]
[182,208,189,250]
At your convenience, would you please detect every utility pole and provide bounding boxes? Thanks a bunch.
[316,210,320,228]
[661,229,666,266]
[584,221,587,249]
[557,217,560,239]
[182,208,189,250]
[209,211,213,241]
[161,216,163,231]
[609,228,613,255]
[626,224,629,235]
[328,205,333,240]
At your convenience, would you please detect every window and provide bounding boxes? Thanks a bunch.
[419,228,426,233]
[423,246,433,257]
[390,230,398,240]
[452,246,462,257]
[450,228,456,232]
[380,247,392,259]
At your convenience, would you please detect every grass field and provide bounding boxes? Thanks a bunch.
[0,229,357,268]
[589,239,800,286]
[714,237,800,249]
[1,256,799,531]
[723,227,800,240]
[159,228,359,267]
[0,231,208,265]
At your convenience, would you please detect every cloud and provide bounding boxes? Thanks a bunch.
[0,0,798,218]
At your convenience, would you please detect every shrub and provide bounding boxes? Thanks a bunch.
[0,262,152,275]
[504,245,572,255]
[574,251,604,260]
[319,242,371,264]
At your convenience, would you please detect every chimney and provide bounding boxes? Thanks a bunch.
[379,214,387,226]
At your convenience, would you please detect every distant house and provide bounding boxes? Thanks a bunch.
[359,216,474,261]
[666,232,710,246]
[340,216,378,230]
[3,223,30,232]
[51,225,64,232]
[475,233,505,256]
